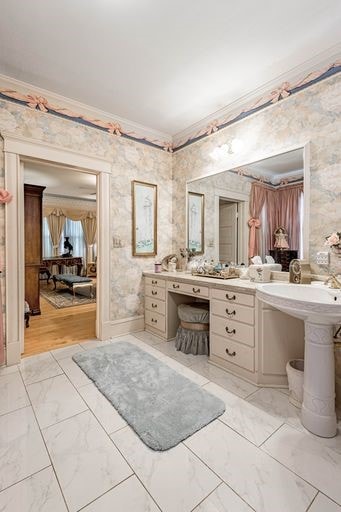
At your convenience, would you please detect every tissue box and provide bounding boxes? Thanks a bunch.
[248,265,272,283]
[262,263,282,272]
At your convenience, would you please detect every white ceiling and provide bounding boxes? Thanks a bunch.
[0,0,340,135]
[247,149,303,179]
[24,161,96,200]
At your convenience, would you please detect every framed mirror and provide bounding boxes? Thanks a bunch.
[187,192,204,254]
[186,144,310,270]
[132,180,157,256]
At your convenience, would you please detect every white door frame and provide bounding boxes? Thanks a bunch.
[2,131,112,365]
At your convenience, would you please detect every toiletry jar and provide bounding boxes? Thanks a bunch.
[248,265,271,283]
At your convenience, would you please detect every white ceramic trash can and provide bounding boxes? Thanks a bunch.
[286,359,304,408]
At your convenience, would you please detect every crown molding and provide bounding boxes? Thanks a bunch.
[0,43,340,153]
[0,74,172,151]
[173,43,341,150]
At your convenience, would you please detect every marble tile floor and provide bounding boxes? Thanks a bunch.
[0,332,341,511]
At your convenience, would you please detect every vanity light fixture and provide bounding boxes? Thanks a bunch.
[210,138,243,160]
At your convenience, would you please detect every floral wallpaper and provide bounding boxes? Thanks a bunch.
[172,73,341,275]
[0,100,173,325]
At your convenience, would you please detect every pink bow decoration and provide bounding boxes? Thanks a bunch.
[206,120,219,135]
[269,82,291,103]
[248,218,261,258]
[163,142,173,153]
[26,95,49,112]
[0,189,13,204]
[107,122,122,136]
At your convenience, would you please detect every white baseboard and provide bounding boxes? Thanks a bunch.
[101,315,145,339]
[6,341,21,365]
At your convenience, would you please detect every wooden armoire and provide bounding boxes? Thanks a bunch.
[24,184,45,315]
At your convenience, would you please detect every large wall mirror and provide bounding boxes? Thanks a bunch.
[187,144,309,271]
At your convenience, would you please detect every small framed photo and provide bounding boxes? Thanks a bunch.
[188,192,204,254]
[132,180,157,256]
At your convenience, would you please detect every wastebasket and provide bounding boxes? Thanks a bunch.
[286,359,304,408]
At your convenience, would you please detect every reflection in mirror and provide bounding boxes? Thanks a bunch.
[187,192,204,254]
[187,148,305,270]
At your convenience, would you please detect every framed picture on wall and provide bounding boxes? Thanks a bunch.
[187,191,204,254]
[132,180,157,256]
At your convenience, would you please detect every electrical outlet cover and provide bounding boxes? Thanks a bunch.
[316,251,330,265]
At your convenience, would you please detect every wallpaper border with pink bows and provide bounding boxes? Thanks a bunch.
[0,61,340,153]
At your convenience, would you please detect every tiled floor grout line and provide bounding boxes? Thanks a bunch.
[109,433,163,512]
[0,465,52,495]
[17,367,71,512]
[76,474,138,512]
[184,442,257,512]
[188,481,223,512]
[257,421,286,448]
[306,492,319,511]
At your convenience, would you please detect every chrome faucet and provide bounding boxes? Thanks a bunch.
[325,273,341,289]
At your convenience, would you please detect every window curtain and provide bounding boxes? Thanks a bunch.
[46,209,66,256]
[248,182,304,259]
[81,213,97,265]
[276,183,303,251]
[248,183,269,258]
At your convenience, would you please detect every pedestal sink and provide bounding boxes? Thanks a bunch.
[256,283,341,438]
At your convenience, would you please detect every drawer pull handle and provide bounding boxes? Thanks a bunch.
[151,318,158,324]
[152,280,157,285]
[226,348,236,357]
[152,290,158,295]
[226,293,236,301]
[152,303,158,308]
[192,287,200,293]
[225,309,236,317]
[225,327,236,335]
[173,284,180,289]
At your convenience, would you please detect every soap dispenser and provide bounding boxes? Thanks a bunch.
[289,259,311,284]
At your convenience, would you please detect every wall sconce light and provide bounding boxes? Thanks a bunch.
[210,138,243,160]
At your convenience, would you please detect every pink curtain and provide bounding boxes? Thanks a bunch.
[248,183,269,258]
[276,184,303,250]
[248,182,303,258]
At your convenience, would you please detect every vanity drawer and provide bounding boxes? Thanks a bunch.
[211,314,254,347]
[145,310,166,333]
[211,300,254,325]
[168,280,209,298]
[145,296,166,315]
[210,333,254,372]
[145,277,166,289]
[145,285,166,301]
[211,288,254,307]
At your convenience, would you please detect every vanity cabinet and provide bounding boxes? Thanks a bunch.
[144,272,304,387]
[144,277,166,336]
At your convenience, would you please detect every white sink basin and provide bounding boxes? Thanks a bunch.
[256,282,341,438]
[257,283,341,324]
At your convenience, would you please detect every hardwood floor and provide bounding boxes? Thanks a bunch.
[24,294,96,357]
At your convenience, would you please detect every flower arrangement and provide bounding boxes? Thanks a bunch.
[179,248,196,259]
[325,232,341,255]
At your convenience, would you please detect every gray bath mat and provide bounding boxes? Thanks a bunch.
[73,341,225,450]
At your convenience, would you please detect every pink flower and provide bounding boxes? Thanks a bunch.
[325,232,340,246]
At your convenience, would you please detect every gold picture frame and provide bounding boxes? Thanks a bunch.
[132,180,158,256]
[187,191,204,254]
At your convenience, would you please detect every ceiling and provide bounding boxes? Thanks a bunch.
[24,160,96,200]
[0,1,340,136]
[247,149,303,181]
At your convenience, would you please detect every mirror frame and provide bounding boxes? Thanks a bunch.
[187,191,205,254]
[186,142,310,262]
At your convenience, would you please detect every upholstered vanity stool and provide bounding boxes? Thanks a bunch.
[175,303,209,355]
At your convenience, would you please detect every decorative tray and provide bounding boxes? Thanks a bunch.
[191,272,238,280]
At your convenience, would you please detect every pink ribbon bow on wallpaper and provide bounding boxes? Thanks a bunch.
[248,217,261,258]
[0,189,13,204]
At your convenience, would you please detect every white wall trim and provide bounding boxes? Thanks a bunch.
[102,316,145,339]
[2,131,112,364]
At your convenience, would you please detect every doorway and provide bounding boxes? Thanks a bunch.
[23,159,98,356]
[219,199,238,263]
[3,132,111,365]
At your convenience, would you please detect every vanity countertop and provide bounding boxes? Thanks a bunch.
[143,270,258,294]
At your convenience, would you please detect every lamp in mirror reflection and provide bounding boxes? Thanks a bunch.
[210,138,243,160]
